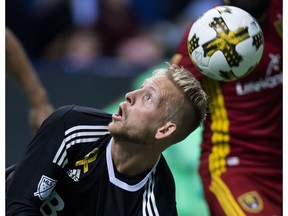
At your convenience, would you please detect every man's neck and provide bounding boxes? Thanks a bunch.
[110,138,160,176]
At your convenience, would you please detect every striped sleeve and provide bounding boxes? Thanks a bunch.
[53,125,109,168]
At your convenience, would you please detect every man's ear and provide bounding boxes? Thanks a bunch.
[155,122,176,139]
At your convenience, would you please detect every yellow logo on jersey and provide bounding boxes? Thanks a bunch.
[238,191,263,213]
[75,148,99,173]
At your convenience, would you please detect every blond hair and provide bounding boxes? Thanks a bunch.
[153,64,207,141]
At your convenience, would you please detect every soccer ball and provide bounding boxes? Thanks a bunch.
[187,5,264,81]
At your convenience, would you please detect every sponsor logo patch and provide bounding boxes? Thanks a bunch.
[238,191,263,213]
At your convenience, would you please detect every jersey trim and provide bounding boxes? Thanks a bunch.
[210,176,245,216]
[142,170,159,216]
[204,79,230,178]
[53,125,109,168]
[106,139,161,192]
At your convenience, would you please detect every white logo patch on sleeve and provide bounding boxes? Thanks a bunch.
[34,175,57,200]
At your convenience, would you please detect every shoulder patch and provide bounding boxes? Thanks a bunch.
[34,175,57,201]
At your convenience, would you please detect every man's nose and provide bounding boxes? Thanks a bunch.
[125,91,135,105]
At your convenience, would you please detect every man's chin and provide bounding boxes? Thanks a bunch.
[108,122,122,135]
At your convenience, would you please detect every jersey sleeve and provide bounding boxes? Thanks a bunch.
[6,105,78,215]
[171,23,205,80]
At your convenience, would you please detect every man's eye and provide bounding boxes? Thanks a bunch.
[144,95,152,102]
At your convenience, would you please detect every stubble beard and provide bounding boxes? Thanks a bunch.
[108,121,151,145]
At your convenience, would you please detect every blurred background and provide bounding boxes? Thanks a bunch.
[6,0,218,215]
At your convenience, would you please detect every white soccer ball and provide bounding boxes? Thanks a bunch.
[187,5,264,81]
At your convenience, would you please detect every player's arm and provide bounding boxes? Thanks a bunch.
[5,27,54,135]
[6,106,75,215]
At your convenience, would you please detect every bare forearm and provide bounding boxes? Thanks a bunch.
[6,27,54,134]
[6,28,49,107]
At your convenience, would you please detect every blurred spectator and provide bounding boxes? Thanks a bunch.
[6,0,210,74]
[93,0,139,57]
[70,0,99,27]
[130,0,192,25]
[62,29,102,71]
[43,27,102,72]
[116,30,166,68]
[6,0,73,59]
[39,0,169,73]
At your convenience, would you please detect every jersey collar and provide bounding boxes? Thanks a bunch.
[106,138,160,192]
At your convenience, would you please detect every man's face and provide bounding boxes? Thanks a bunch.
[108,75,180,145]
